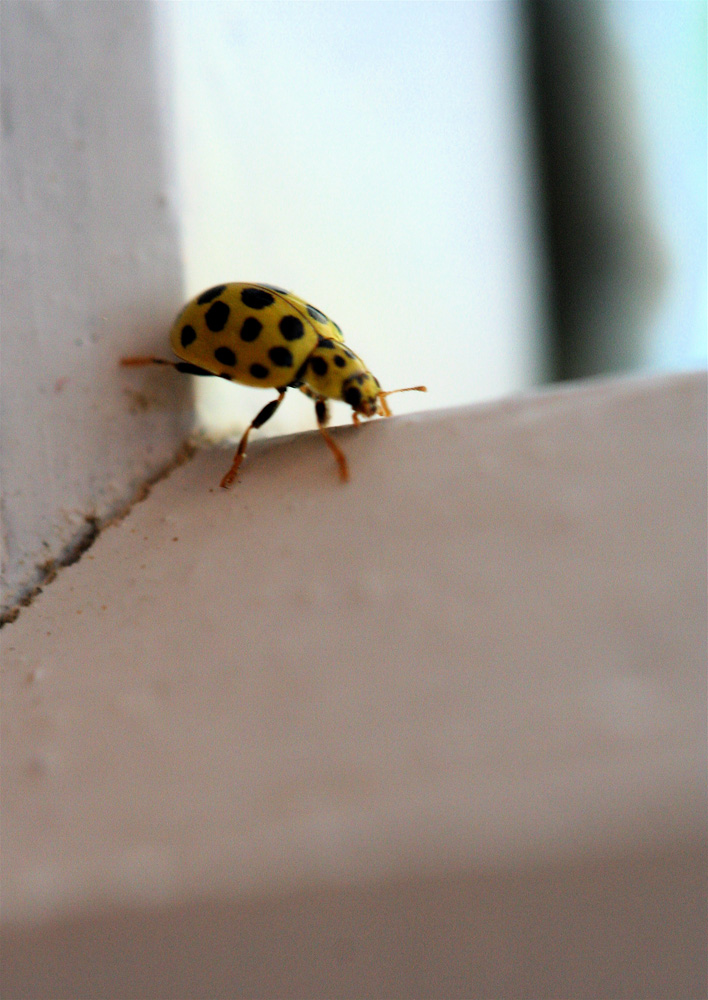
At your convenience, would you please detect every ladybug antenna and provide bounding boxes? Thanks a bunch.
[378,384,427,417]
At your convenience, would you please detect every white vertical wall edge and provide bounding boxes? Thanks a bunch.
[0,1,189,618]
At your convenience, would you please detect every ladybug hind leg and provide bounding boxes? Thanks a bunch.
[121,356,215,377]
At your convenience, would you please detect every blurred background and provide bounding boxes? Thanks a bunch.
[156,0,706,439]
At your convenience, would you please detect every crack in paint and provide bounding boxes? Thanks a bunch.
[0,442,195,628]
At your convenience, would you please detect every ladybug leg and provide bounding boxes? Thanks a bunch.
[220,390,286,489]
[315,399,349,483]
[121,355,174,367]
[121,357,215,377]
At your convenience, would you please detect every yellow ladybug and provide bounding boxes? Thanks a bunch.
[122,283,426,486]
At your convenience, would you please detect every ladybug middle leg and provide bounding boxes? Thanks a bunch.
[315,398,349,483]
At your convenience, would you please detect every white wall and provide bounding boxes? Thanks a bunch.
[607,0,707,372]
[1,1,189,618]
[160,1,547,438]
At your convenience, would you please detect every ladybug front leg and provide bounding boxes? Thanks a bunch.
[220,390,287,489]
[315,399,349,483]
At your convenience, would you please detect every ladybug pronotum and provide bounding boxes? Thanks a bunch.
[122,283,426,487]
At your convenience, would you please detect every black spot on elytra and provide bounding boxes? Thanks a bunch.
[197,285,227,305]
[205,301,230,332]
[279,315,304,340]
[307,304,328,324]
[241,288,274,309]
[214,346,236,366]
[310,356,328,377]
[180,325,196,348]
[240,317,262,341]
[317,338,336,349]
[268,346,293,367]
[250,363,269,379]
[344,385,361,408]
[334,354,346,368]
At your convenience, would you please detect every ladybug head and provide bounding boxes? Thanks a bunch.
[342,371,382,418]
[343,372,428,420]
[306,342,427,420]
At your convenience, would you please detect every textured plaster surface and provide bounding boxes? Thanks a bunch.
[1,372,706,997]
[0,1,189,617]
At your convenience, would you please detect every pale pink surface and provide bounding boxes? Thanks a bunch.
[2,372,706,997]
